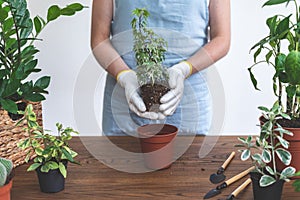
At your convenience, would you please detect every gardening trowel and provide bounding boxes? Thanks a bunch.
[203,166,255,199]
[226,178,252,200]
[209,151,235,184]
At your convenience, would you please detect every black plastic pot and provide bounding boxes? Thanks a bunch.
[36,161,68,193]
[250,172,285,200]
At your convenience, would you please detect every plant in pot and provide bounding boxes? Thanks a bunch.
[131,8,178,170]
[0,0,85,167]
[237,102,296,200]
[248,0,300,173]
[17,104,79,193]
[0,157,13,200]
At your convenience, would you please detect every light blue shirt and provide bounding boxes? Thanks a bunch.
[103,0,212,135]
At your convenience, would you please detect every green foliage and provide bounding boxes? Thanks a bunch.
[131,8,169,86]
[248,0,300,119]
[236,102,296,187]
[0,0,85,114]
[0,157,13,186]
[17,104,79,178]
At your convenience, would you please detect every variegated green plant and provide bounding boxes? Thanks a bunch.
[248,0,300,120]
[236,102,296,187]
[131,8,169,86]
[17,104,79,178]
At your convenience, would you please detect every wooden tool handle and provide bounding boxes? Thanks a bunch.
[231,178,252,197]
[221,151,235,169]
[225,166,255,186]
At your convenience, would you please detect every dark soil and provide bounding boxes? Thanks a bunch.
[140,83,170,112]
[277,118,300,128]
[8,101,27,121]
[261,116,300,128]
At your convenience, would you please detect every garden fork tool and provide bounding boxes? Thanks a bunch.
[209,151,235,184]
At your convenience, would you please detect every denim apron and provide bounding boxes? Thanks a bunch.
[102,0,212,135]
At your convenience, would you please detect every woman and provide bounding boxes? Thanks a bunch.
[91,0,230,135]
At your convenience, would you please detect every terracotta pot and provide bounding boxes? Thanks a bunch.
[250,172,284,200]
[0,180,12,200]
[137,124,178,170]
[259,116,300,178]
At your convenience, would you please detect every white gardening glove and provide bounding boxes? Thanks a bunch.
[159,61,192,116]
[117,70,165,120]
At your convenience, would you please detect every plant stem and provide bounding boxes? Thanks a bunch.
[271,119,277,179]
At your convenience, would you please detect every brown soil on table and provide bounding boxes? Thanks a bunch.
[140,83,170,112]
[277,118,300,128]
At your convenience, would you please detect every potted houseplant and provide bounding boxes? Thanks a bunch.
[0,157,13,200]
[17,104,79,193]
[0,0,84,166]
[131,8,178,170]
[237,102,296,200]
[131,8,170,112]
[248,0,300,172]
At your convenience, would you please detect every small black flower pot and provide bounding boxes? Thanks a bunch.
[250,172,285,200]
[36,161,68,193]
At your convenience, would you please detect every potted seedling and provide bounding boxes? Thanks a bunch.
[248,0,300,172]
[0,157,13,200]
[17,104,79,193]
[237,102,296,200]
[0,0,85,167]
[131,8,178,170]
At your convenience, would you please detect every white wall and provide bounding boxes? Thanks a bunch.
[27,0,294,136]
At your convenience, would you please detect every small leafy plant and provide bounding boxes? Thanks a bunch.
[237,102,296,187]
[131,8,169,111]
[0,0,84,115]
[17,104,79,178]
[248,0,300,121]
[0,157,13,186]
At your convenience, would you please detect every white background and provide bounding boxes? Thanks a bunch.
[27,0,294,136]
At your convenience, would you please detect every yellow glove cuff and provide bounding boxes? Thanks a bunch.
[116,69,132,81]
[181,61,193,78]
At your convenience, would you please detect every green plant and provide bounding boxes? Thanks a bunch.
[0,157,13,186]
[248,0,300,120]
[236,102,296,187]
[0,0,85,114]
[17,104,79,178]
[131,8,169,86]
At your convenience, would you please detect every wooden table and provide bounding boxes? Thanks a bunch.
[11,136,299,200]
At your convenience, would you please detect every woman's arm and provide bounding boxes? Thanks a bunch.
[187,0,231,73]
[90,0,129,78]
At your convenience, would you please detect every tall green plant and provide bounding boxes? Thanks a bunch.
[131,8,169,86]
[248,0,300,119]
[0,0,84,114]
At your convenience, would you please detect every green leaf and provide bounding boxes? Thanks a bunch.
[47,5,61,22]
[24,93,45,102]
[248,67,260,90]
[276,148,292,165]
[34,76,50,89]
[266,166,275,175]
[47,161,59,170]
[241,149,251,161]
[67,3,84,12]
[260,175,276,187]
[41,165,50,173]
[27,163,41,171]
[60,8,75,16]
[285,51,300,85]
[281,166,296,179]
[276,135,289,148]
[262,149,272,163]
[258,106,270,112]
[292,180,300,192]
[59,162,67,178]
[276,15,291,38]
[0,99,18,113]
[62,147,74,162]
[33,16,42,34]
[263,0,290,7]
[0,6,8,22]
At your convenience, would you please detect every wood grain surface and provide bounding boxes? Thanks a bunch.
[11,136,300,200]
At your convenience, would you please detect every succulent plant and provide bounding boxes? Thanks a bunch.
[0,157,13,186]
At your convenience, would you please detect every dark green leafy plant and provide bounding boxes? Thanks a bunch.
[131,8,169,86]
[17,104,79,178]
[248,0,300,119]
[0,0,85,114]
[237,102,296,187]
